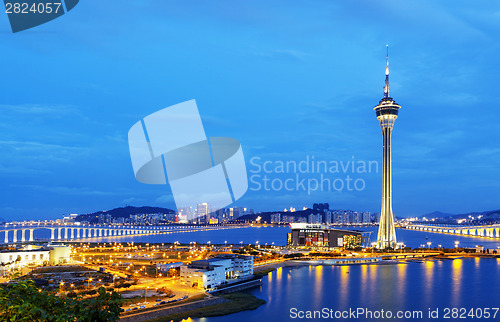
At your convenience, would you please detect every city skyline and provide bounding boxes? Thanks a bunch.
[2,1,500,220]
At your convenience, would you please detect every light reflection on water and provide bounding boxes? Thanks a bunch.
[197,258,499,322]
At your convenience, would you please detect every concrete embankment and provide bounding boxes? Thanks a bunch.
[120,297,229,322]
[208,279,263,295]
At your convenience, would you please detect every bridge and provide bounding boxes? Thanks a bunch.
[403,223,500,239]
[0,224,168,244]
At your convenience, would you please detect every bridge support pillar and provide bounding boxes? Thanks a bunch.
[29,229,34,242]
[4,230,8,244]
[77,229,80,238]
[13,230,17,243]
[21,229,26,242]
[50,228,55,240]
[71,228,74,239]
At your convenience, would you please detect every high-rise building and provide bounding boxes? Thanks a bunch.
[374,46,401,249]
[178,207,194,222]
[196,203,211,223]
[324,211,332,224]
[308,213,321,224]
[270,213,281,223]
[362,212,372,224]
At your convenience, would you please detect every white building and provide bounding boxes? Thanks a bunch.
[0,244,71,276]
[180,254,253,289]
[0,248,49,266]
[156,261,183,272]
[226,254,253,278]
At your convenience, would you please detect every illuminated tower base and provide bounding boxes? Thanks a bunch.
[374,46,401,249]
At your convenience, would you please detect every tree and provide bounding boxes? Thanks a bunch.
[0,280,123,322]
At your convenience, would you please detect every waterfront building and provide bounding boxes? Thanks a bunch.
[324,211,332,224]
[362,212,372,224]
[196,203,211,224]
[374,46,401,249]
[180,254,253,289]
[308,213,321,224]
[287,223,362,249]
[270,213,281,223]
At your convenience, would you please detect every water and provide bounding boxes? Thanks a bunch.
[199,258,500,321]
[11,226,500,249]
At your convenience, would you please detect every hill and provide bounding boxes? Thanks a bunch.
[76,206,175,223]
[421,211,455,218]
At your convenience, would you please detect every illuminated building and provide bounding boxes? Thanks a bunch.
[0,244,71,276]
[374,45,401,249]
[180,254,253,289]
[287,223,362,249]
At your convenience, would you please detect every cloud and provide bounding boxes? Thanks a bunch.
[0,104,81,117]
[249,48,310,61]
[10,184,125,196]
[121,197,144,204]
[155,194,175,204]
[0,163,52,175]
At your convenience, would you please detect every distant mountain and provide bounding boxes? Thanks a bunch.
[418,209,500,224]
[421,211,455,218]
[76,206,175,223]
[452,209,500,221]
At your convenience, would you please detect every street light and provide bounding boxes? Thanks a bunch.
[427,242,432,249]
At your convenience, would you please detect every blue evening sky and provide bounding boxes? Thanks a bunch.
[1,0,499,220]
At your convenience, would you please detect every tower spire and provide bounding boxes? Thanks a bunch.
[384,44,390,98]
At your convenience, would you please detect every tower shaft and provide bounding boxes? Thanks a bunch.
[376,116,397,248]
[374,45,400,249]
